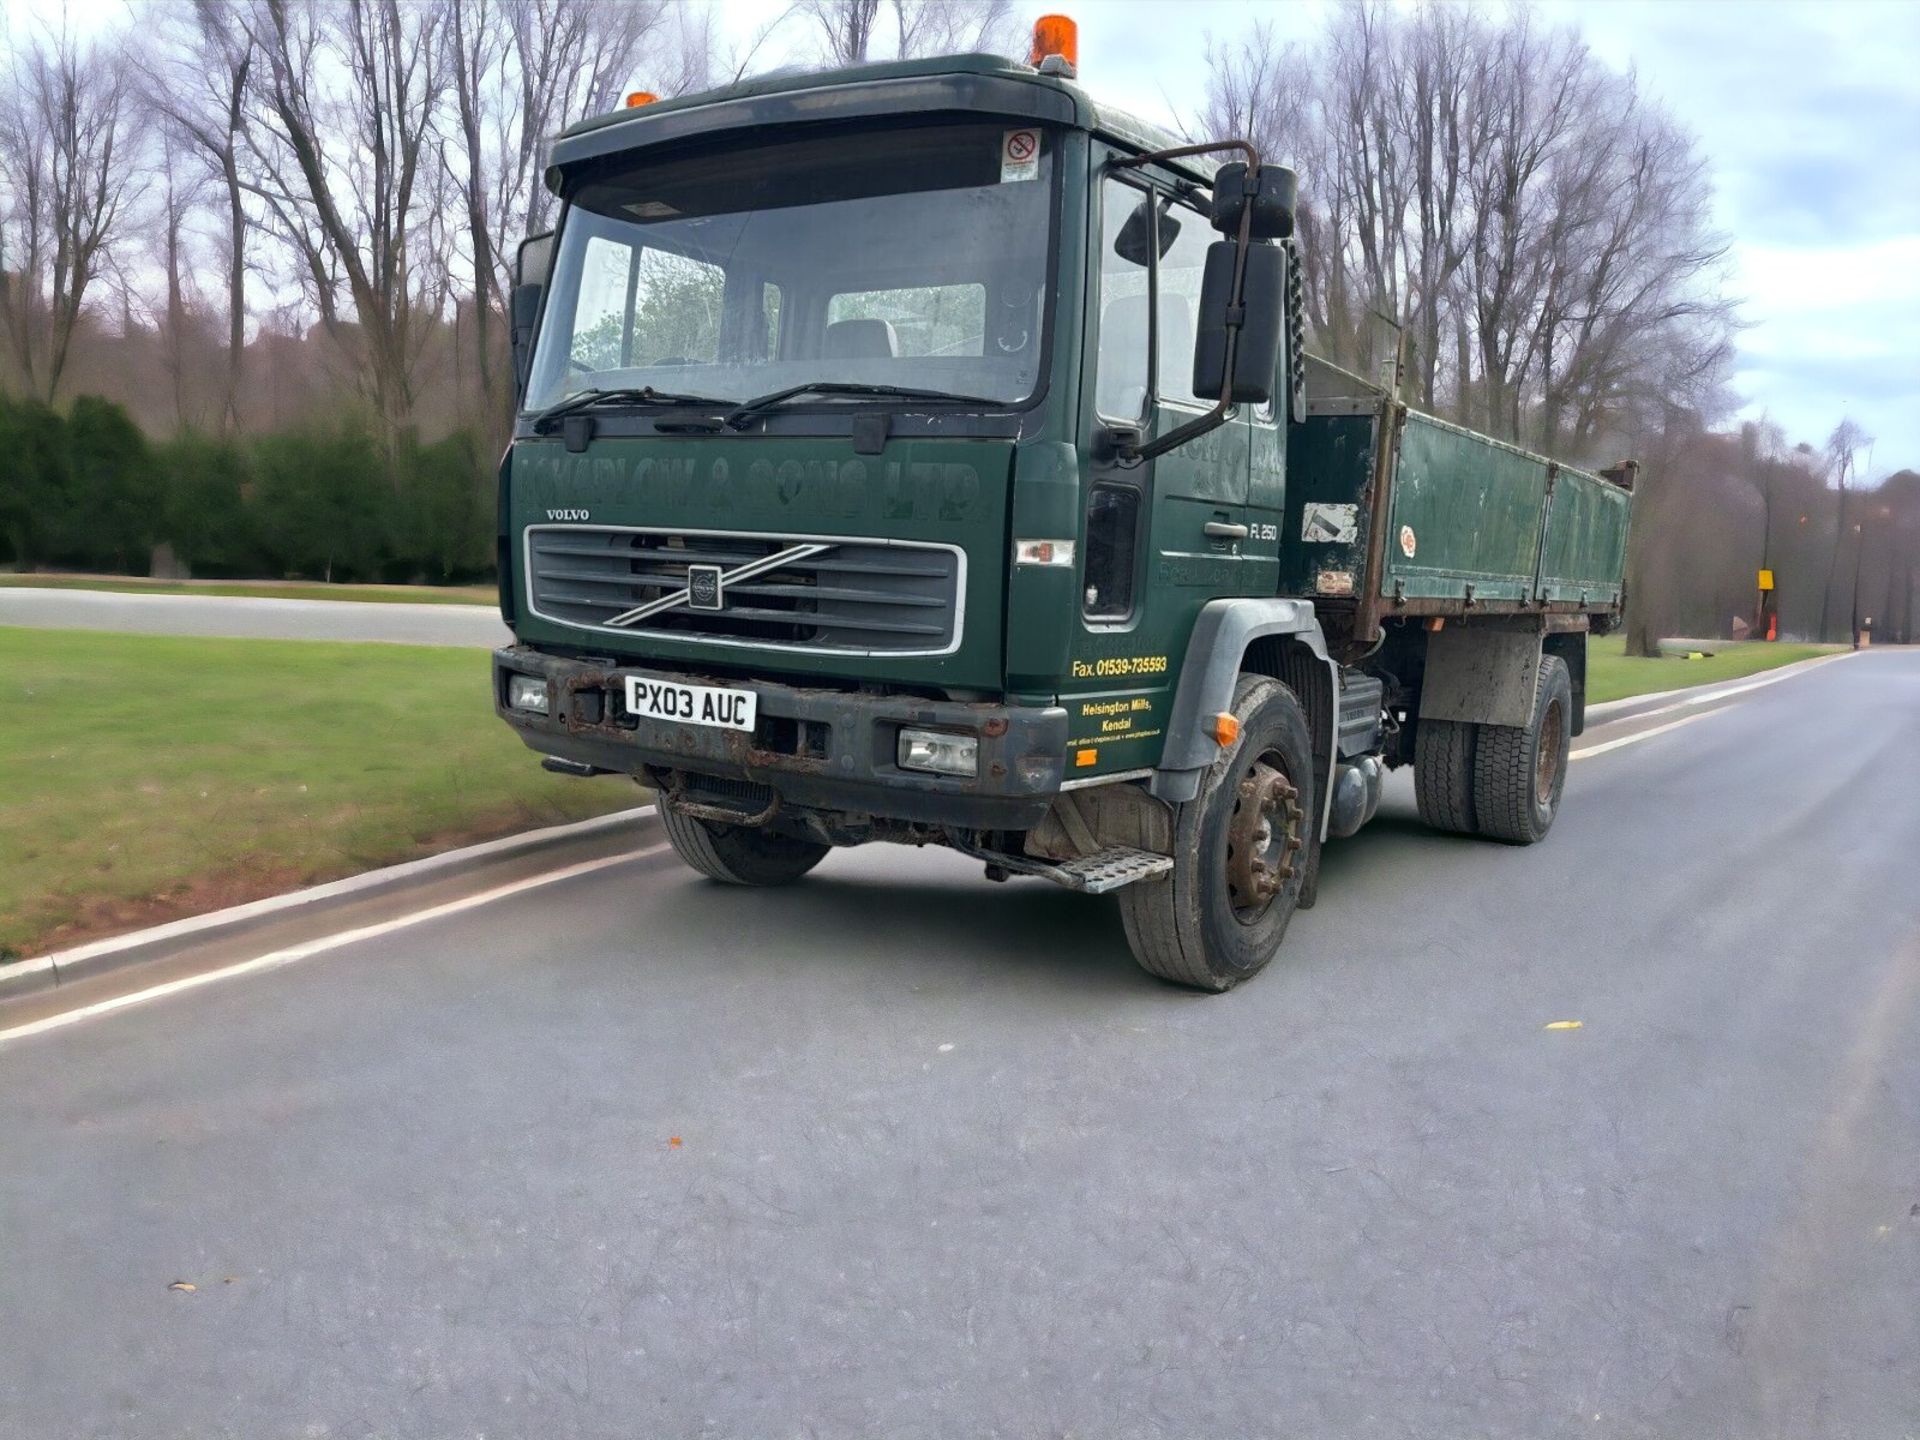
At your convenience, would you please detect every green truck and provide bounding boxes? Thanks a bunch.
[493,36,1633,991]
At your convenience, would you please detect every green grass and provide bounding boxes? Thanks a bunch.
[0,575,493,605]
[1585,634,1841,704]
[0,627,632,958]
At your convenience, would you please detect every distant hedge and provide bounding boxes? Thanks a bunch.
[0,393,494,584]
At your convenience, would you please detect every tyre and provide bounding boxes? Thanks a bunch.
[1414,717,1478,834]
[1119,674,1317,992]
[1470,655,1572,845]
[660,806,829,885]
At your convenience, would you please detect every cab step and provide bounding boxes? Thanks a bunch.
[979,845,1173,895]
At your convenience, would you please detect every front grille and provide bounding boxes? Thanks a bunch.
[525,526,962,655]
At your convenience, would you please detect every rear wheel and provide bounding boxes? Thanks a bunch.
[1415,717,1479,834]
[1471,655,1572,844]
[1119,675,1316,992]
[660,807,829,885]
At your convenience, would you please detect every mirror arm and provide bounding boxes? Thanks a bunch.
[1112,138,1263,466]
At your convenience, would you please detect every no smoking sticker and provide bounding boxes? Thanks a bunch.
[1399,525,1418,558]
[1001,128,1040,182]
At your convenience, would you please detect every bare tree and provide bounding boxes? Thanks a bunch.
[800,0,1019,65]
[894,0,1020,58]
[0,27,143,402]
[158,0,255,433]
[441,0,671,424]
[1202,2,1734,458]
[151,127,210,432]
[1820,418,1871,641]
[802,0,884,64]
[238,0,453,445]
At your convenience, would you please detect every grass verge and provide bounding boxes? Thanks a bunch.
[0,627,631,960]
[1586,634,1842,704]
[0,574,493,606]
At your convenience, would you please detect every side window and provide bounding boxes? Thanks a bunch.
[1155,198,1213,408]
[827,284,985,357]
[1083,484,1140,619]
[762,282,783,360]
[1094,178,1150,420]
[568,235,635,371]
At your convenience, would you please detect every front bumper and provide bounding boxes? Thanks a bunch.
[493,646,1069,829]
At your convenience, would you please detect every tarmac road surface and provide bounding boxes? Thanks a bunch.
[0,585,510,647]
[1,648,1915,1438]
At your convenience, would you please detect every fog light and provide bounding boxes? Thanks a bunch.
[507,673,550,715]
[897,727,978,777]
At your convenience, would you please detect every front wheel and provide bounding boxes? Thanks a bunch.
[660,807,829,885]
[1118,674,1317,992]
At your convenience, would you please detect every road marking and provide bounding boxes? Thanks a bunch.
[1570,707,1720,760]
[30,804,657,985]
[1590,650,1857,726]
[0,843,668,1049]
[1572,651,1858,761]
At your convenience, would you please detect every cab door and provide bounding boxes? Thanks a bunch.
[1063,154,1257,779]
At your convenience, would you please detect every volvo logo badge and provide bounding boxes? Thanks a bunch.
[686,564,724,611]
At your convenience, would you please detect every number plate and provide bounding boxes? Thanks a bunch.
[623,676,758,732]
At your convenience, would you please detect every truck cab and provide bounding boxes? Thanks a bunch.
[494,31,1631,991]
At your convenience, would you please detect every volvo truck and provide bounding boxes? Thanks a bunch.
[492,24,1634,990]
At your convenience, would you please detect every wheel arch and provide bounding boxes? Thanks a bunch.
[1151,599,1339,842]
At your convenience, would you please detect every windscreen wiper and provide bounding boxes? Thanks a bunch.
[530,386,729,434]
[722,382,1006,431]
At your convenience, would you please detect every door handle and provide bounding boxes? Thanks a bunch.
[1203,520,1250,540]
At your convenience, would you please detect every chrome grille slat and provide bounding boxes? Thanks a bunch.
[525,525,962,656]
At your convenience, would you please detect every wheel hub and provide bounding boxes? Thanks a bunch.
[1535,698,1565,807]
[1226,757,1303,922]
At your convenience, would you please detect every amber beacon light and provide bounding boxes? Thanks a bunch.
[1028,14,1078,74]
[624,90,658,109]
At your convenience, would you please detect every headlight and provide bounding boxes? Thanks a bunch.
[507,673,550,715]
[897,727,978,777]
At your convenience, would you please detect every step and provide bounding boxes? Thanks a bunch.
[1047,846,1174,895]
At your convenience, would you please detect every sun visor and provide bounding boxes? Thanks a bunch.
[544,74,1079,196]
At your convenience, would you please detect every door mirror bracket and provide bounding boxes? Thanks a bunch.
[1095,422,1145,466]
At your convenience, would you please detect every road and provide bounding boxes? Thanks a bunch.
[3,650,1916,1439]
[0,585,509,647]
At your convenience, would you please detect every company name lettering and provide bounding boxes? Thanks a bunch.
[527,455,981,523]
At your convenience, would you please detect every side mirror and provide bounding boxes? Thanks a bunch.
[1193,240,1284,406]
[1210,163,1297,240]
[509,232,554,408]
[1114,194,1180,267]
[514,231,554,288]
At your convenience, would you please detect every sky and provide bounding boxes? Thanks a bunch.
[706,0,1920,476]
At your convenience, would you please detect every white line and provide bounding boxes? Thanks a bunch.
[1587,651,1856,725]
[35,804,655,980]
[1571,651,1856,761]
[1570,707,1720,760]
[0,843,668,1049]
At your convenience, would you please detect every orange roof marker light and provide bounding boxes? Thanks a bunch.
[1029,14,1078,77]
[625,90,658,109]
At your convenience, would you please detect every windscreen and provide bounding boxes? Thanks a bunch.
[525,121,1057,412]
